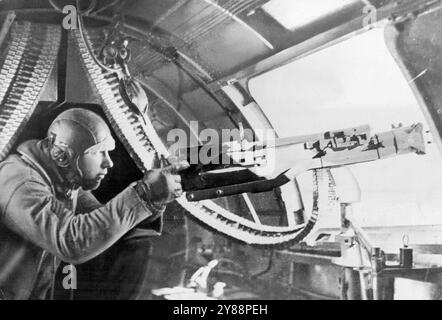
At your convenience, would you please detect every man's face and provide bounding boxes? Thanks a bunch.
[77,150,114,190]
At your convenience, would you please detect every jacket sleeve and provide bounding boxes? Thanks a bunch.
[1,179,165,264]
[76,189,164,239]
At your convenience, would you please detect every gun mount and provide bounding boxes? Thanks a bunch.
[178,123,426,202]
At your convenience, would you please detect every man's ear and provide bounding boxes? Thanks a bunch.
[47,132,72,168]
[50,145,71,168]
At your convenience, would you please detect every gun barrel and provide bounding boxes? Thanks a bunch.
[180,123,426,201]
[318,123,425,168]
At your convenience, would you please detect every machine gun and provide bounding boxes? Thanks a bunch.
[176,123,426,202]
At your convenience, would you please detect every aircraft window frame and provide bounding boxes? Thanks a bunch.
[262,0,360,30]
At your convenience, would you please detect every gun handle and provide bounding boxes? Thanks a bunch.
[186,174,290,201]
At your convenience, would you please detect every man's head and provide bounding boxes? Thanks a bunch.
[47,108,115,190]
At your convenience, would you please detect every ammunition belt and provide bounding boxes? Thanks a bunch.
[0,22,61,161]
[73,28,157,172]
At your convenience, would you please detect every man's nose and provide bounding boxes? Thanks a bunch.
[102,152,114,169]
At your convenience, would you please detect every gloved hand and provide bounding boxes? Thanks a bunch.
[136,157,190,206]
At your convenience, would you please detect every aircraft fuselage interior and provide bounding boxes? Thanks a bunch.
[1,0,442,300]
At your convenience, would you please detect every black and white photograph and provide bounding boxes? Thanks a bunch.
[0,0,441,303]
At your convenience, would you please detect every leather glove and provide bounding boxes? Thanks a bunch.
[136,157,190,207]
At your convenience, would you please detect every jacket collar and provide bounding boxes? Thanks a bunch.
[17,140,76,199]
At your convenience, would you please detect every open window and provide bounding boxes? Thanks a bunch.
[248,27,442,234]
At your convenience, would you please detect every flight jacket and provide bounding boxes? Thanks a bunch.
[0,140,164,299]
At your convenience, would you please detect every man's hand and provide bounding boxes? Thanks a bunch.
[139,158,190,206]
